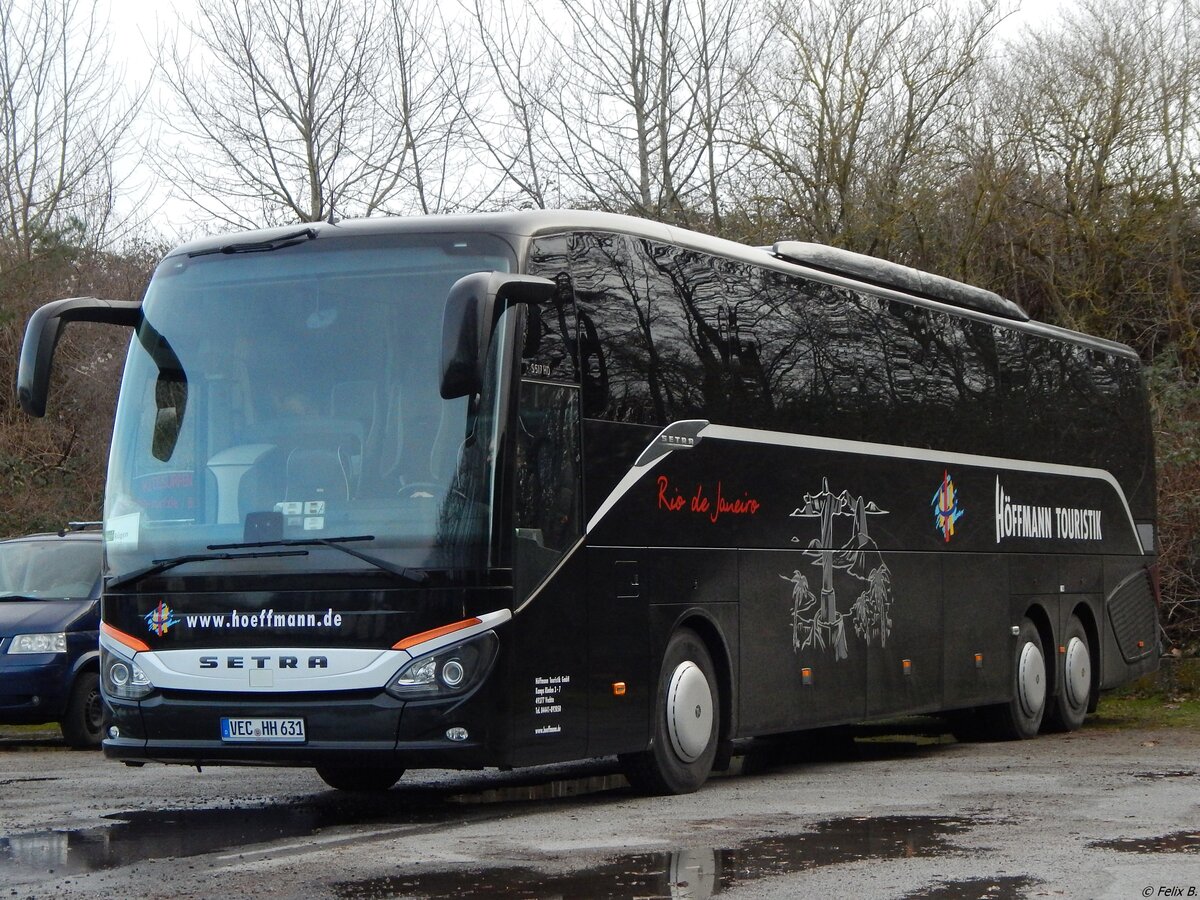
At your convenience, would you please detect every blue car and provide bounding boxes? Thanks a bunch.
[0,525,103,747]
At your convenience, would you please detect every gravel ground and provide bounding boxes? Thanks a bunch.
[1,720,1198,899]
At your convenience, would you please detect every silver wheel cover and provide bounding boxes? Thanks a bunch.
[1064,635,1091,710]
[666,660,714,763]
[1017,640,1046,719]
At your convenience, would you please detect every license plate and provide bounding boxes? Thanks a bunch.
[220,717,306,743]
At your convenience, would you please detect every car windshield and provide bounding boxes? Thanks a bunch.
[0,540,100,599]
[103,230,516,580]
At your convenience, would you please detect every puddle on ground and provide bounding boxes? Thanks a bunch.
[334,815,973,899]
[0,776,60,786]
[1091,831,1200,854]
[0,793,450,877]
[901,875,1038,899]
[0,767,639,878]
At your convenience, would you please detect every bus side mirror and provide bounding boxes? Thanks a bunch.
[440,272,558,399]
[17,297,141,417]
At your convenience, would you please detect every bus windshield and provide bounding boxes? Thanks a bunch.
[103,231,516,581]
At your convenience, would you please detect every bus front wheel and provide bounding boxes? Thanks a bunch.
[315,764,405,792]
[621,628,719,795]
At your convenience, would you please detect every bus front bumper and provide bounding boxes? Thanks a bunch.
[102,689,496,769]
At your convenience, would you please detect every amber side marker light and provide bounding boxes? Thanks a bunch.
[612,682,626,696]
[100,621,150,653]
[392,617,482,651]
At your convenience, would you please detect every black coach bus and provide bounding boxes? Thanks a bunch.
[17,211,1159,794]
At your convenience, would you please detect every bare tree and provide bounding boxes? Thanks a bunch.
[523,0,761,225]
[0,0,141,265]
[0,2,154,540]
[1142,0,1200,372]
[973,0,1197,345]
[376,0,475,214]
[743,0,1003,255]
[458,0,558,210]
[157,0,403,227]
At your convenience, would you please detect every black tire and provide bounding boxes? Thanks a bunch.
[620,628,720,795]
[315,764,405,792]
[977,617,1047,741]
[61,671,104,749]
[1044,615,1092,732]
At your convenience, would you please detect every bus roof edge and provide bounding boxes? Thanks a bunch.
[771,241,1030,322]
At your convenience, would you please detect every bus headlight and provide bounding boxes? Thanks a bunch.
[386,631,497,699]
[101,646,155,700]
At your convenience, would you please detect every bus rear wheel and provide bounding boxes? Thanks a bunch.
[1045,615,1091,732]
[979,617,1046,740]
[315,764,405,792]
[620,628,719,795]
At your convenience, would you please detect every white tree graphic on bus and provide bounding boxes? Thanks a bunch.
[781,478,895,661]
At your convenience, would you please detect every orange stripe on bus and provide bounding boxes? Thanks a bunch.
[101,621,150,653]
[392,617,482,651]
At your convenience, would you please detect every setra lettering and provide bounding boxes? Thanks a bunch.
[197,655,329,671]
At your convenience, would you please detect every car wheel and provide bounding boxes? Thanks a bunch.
[61,671,104,749]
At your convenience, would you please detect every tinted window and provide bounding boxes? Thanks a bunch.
[572,232,665,423]
[524,235,579,384]
[566,230,1151,515]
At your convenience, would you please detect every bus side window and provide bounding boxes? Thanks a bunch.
[630,239,724,423]
[571,232,665,425]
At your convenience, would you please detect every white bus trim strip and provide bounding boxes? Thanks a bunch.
[585,422,1145,555]
[100,609,514,693]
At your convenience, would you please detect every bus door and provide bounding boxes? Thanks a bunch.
[505,274,589,765]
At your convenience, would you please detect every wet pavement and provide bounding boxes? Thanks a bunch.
[1091,831,1200,855]
[2,720,1200,898]
[0,797,422,877]
[333,815,976,899]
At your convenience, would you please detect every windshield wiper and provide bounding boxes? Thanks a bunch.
[189,227,317,258]
[0,593,44,602]
[207,535,429,587]
[106,549,310,590]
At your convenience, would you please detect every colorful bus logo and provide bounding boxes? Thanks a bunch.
[932,471,964,542]
[144,600,180,637]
